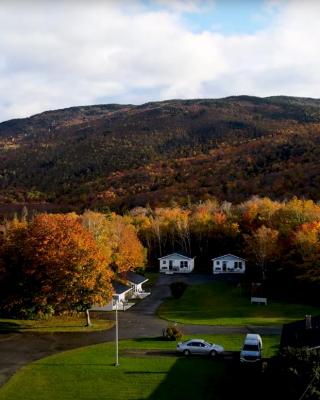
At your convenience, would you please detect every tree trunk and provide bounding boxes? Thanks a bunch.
[261,261,266,281]
[85,309,92,326]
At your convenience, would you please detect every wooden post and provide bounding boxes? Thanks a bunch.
[85,309,92,326]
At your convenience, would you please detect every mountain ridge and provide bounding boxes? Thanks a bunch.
[1,95,320,211]
[2,94,320,125]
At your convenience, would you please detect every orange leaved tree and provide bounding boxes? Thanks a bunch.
[108,214,146,273]
[81,211,146,274]
[0,213,113,317]
[245,225,279,281]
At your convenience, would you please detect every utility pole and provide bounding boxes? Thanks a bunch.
[113,294,120,367]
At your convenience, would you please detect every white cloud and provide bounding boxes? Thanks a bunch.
[0,0,320,122]
[155,0,216,13]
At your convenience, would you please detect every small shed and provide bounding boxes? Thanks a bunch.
[212,254,246,274]
[159,253,194,274]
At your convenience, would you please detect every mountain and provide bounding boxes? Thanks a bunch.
[1,95,320,212]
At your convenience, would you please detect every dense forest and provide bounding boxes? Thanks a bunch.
[2,196,320,317]
[1,96,320,212]
[130,196,320,305]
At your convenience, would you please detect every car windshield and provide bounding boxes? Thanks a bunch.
[243,344,259,351]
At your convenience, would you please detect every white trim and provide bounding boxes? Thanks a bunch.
[127,278,148,286]
[158,253,194,261]
[212,254,246,261]
[115,288,132,295]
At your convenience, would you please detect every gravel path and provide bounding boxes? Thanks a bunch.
[0,274,282,387]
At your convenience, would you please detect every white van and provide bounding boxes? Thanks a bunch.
[240,333,263,363]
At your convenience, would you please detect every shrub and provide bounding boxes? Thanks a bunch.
[263,347,320,399]
[169,281,188,299]
[164,325,183,341]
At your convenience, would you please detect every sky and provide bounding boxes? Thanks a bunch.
[0,0,319,122]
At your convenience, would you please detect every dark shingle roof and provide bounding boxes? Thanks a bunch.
[125,272,148,285]
[112,281,132,295]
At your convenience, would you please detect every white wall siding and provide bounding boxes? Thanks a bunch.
[212,255,245,274]
[159,255,194,274]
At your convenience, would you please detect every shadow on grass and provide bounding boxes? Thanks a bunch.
[125,371,167,375]
[133,337,167,343]
[0,321,21,333]
[21,325,87,330]
[33,363,116,367]
[146,357,226,400]
[221,358,271,400]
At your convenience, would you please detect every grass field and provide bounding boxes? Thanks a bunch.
[0,316,114,333]
[144,272,160,290]
[0,335,280,400]
[158,281,320,326]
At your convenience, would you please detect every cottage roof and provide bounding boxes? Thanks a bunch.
[158,252,193,260]
[125,272,148,285]
[212,254,246,261]
[280,315,320,349]
[112,281,132,295]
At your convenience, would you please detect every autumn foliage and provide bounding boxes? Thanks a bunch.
[130,196,320,304]
[25,214,113,312]
[81,211,146,273]
[1,196,320,316]
[0,212,145,317]
[3,96,320,211]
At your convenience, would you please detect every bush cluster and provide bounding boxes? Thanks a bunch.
[169,281,188,299]
[164,325,183,341]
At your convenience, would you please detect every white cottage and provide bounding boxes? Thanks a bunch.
[125,272,150,299]
[159,253,195,274]
[91,281,134,311]
[212,254,246,274]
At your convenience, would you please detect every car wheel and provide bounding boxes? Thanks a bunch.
[183,349,190,356]
[209,350,217,357]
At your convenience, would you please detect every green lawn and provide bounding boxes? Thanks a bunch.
[0,316,114,333]
[158,281,320,326]
[0,335,280,400]
[144,272,160,290]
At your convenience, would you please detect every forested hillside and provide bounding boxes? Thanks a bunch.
[2,197,320,315]
[1,95,320,211]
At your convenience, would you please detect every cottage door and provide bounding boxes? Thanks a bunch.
[169,260,173,270]
[222,261,227,272]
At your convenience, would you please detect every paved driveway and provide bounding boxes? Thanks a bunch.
[0,273,281,387]
[132,273,214,315]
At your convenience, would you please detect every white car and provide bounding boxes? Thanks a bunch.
[240,333,263,363]
[177,339,224,357]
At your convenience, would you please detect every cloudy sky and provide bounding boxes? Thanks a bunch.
[0,0,319,122]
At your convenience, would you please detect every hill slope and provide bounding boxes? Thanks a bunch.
[1,95,320,210]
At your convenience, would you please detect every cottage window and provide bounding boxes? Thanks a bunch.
[180,261,188,268]
[162,260,167,264]
[216,261,220,265]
